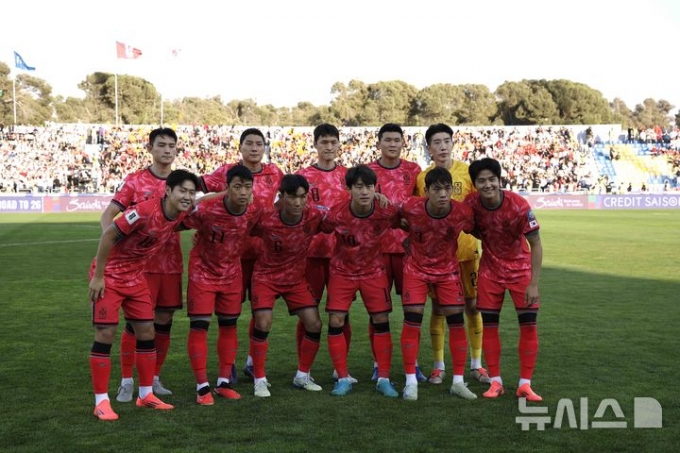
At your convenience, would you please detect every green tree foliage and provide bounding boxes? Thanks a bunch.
[631,98,674,130]
[542,79,614,124]
[409,83,462,126]
[0,58,676,127]
[495,80,560,125]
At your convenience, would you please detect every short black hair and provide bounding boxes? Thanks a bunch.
[424,166,453,189]
[313,124,340,143]
[166,169,199,190]
[425,123,453,146]
[226,164,254,185]
[279,174,309,195]
[469,158,502,183]
[377,123,404,141]
[239,128,265,145]
[149,127,177,145]
[345,165,377,188]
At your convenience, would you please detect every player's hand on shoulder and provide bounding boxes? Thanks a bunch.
[375,192,391,208]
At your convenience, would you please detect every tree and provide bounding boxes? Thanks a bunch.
[362,80,418,125]
[543,79,613,124]
[495,80,559,125]
[632,98,674,129]
[409,83,462,126]
[456,84,497,125]
[329,80,368,126]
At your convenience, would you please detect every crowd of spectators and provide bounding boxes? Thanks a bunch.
[1,123,676,195]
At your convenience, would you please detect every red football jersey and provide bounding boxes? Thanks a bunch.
[321,200,400,280]
[465,191,540,283]
[201,161,284,260]
[295,164,349,258]
[400,197,474,279]
[93,198,189,287]
[112,167,183,275]
[251,206,324,284]
[182,197,262,284]
[368,159,421,254]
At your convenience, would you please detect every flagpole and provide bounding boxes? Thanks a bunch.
[114,73,119,126]
[12,78,17,125]
[160,92,164,126]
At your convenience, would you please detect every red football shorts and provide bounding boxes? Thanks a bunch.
[403,272,464,307]
[383,253,404,296]
[145,273,182,311]
[476,276,540,311]
[305,257,330,303]
[251,279,317,315]
[326,273,392,316]
[187,279,243,318]
[91,282,153,325]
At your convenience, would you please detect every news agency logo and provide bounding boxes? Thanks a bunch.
[516,397,662,431]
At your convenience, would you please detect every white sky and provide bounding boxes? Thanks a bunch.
[2,0,679,111]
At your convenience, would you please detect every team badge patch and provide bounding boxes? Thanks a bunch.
[453,182,462,195]
[527,210,538,228]
[125,209,140,225]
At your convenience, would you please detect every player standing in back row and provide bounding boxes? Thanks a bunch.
[100,127,183,402]
[417,124,488,386]
[367,123,425,382]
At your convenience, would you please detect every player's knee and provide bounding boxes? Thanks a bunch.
[517,311,538,325]
[445,312,465,327]
[481,311,500,325]
[154,322,172,334]
[372,321,390,333]
[217,317,238,328]
[371,313,389,324]
[132,322,154,340]
[94,325,116,344]
[404,311,423,325]
[464,298,478,315]
[154,311,174,324]
[189,319,210,332]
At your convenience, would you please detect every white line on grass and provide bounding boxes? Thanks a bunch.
[0,238,99,248]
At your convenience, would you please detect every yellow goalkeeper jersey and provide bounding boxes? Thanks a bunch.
[416,161,480,262]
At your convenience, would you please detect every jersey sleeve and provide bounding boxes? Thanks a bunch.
[114,206,146,236]
[201,165,228,193]
[111,174,136,210]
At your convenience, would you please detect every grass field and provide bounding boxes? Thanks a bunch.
[0,210,678,452]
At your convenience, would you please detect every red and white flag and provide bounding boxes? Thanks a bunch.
[116,41,142,59]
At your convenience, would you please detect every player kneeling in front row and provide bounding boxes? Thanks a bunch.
[181,165,262,405]
[89,169,199,420]
[465,158,543,401]
[248,174,325,397]
[399,167,478,401]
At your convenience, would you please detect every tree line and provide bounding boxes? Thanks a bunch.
[0,61,677,128]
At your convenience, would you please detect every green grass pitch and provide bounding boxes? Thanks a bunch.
[0,210,678,452]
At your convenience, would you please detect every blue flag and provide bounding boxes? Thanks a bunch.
[14,51,35,71]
